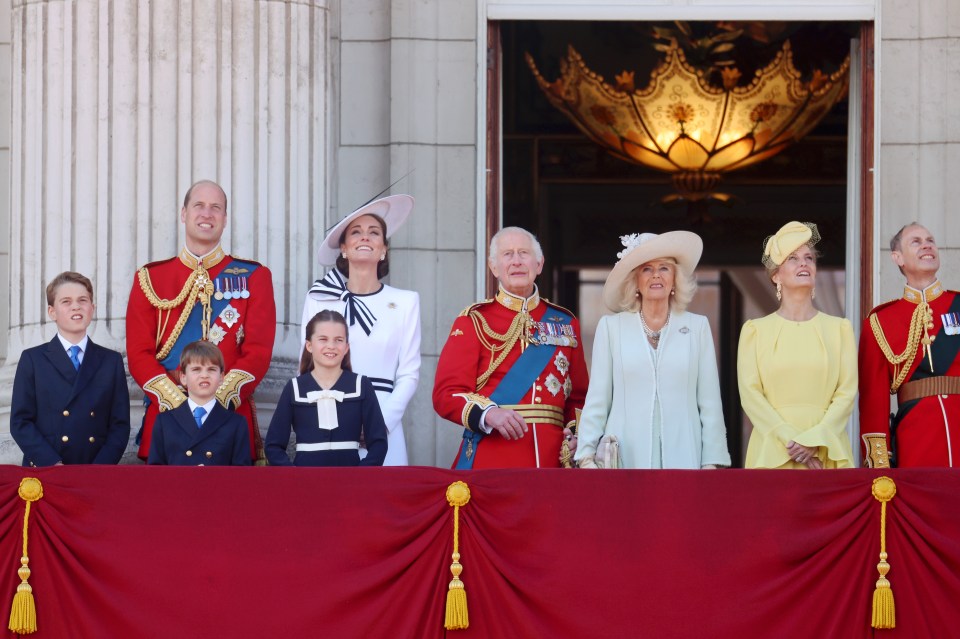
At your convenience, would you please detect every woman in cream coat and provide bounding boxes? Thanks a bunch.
[576,231,731,469]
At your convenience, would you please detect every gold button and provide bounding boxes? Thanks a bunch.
[62,410,70,417]
[534,397,542,404]
[205,451,213,458]
[61,435,69,442]
[185,450,193,457]
[536,385,542,391]
[89,437,95,443]
[90,411,95,417]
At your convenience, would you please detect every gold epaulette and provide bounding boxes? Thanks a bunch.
[216,369,256,409]
[541,298,576,317]
[458,299,493,317]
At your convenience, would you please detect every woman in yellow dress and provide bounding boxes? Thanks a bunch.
[738,221,856,469]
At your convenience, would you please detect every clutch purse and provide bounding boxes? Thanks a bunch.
[595,434,621,469]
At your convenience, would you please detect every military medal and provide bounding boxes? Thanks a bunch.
[214,278,224,301]
[943,312,960,336]
[240,276,251,299]
[223,278,234,300]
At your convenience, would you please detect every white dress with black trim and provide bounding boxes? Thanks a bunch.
[301,269,421,466]
[264,371,388,466]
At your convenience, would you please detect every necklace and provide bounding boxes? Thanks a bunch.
[639,309,670,348]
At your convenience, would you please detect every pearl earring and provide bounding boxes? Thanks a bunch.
[341,252,347,259]
[670,289,675,296]
[811,287,816,300]
[380,254,386,262]
[776,282,782,302]
[635,289,640,298]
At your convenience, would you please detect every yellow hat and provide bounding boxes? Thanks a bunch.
[762,221,821,268]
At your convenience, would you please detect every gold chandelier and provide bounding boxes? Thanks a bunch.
[526,41,850,202]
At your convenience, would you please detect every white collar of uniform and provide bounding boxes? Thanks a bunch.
[57,333,89,355]
[187,397,218,423]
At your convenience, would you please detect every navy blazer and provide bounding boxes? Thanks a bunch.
[147,401,251,466]
[11,336,131,466]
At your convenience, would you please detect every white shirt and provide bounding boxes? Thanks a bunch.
[56,333,90,364]
[186,398,218,425]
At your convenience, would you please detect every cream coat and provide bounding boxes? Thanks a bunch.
[575,311,731,469]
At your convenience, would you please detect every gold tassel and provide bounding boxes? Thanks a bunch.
[444,481,471,630]
[8,477,43,635]
[871,476,896,630]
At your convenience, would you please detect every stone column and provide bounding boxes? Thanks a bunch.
[0,0,329,462]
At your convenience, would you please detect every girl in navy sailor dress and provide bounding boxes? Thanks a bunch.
[265,310,388,466]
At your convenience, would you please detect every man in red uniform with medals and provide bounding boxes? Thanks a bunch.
[859,223,960,467]
[433,227,588,468]
[126,180,276,462]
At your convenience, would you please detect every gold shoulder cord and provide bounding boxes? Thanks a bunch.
[138,266,215,361]
[469,310,531,391]
[869,302,932,393]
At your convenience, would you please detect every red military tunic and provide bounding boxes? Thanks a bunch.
[126,246,276,460]
[859,281,960,467]
[433,287,588,468]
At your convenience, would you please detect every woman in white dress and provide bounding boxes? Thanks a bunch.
[301,195,421,466]
[575,231,731,469]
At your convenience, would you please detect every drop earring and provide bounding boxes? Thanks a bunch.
[811,287,816,300]
[380,254,386,262]
[670,289,675,296]
[341,252,347,259]
[776,282,782,302]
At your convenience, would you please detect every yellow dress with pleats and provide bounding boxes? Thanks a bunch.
[738,312,856,469]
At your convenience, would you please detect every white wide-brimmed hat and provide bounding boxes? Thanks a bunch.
[601,231,703,312]
[317,194,415,266]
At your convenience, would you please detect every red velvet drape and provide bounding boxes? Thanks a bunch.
[1,467,958,638]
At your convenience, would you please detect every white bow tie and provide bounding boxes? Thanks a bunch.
[305,389,345,430]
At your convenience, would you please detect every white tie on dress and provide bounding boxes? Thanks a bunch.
[305,389,345,430]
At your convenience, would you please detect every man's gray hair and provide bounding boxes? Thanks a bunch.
[488,226,544,264]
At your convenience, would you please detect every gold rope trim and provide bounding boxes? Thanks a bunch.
[469,310,529,391]
[138,265,216,360]
[8,477,43,635]
[444,481,471,630]
[869,302,933,393]
[871,476,896,629]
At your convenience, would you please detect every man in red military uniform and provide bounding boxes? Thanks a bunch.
[126,180,276,461]
[859,223,960,467]
[433,227,588,468]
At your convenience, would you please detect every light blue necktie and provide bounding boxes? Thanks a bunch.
[68,345,81,371]
[193,406,206,429]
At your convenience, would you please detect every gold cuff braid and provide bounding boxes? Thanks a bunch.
[144,374,188,412]
[216,369,255,409]
[452,393,495,429]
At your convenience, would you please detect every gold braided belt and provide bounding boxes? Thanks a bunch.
[897,375,960,404]
[499,404,564,428]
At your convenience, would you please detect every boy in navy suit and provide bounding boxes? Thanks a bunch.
[11,271,131,466]
[148,341,251,466]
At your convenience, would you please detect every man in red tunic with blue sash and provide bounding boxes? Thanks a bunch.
[126,180,276,462]
[859,223,960,467]
[433,227,588,468]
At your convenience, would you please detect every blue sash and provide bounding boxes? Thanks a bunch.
[455,306,572,469]
[158,258,259,371]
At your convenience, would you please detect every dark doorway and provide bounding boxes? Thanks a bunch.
[495,20,860,466]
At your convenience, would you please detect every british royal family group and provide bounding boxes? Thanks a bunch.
[10,179,959,470]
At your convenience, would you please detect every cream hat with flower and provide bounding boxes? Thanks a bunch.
[761,221,821,268]
[601,231,703,312]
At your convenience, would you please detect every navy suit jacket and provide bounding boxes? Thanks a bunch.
[11,336,131,466]
[147,401,251,466]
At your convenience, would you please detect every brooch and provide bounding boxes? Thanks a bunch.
[679,326,690,334]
